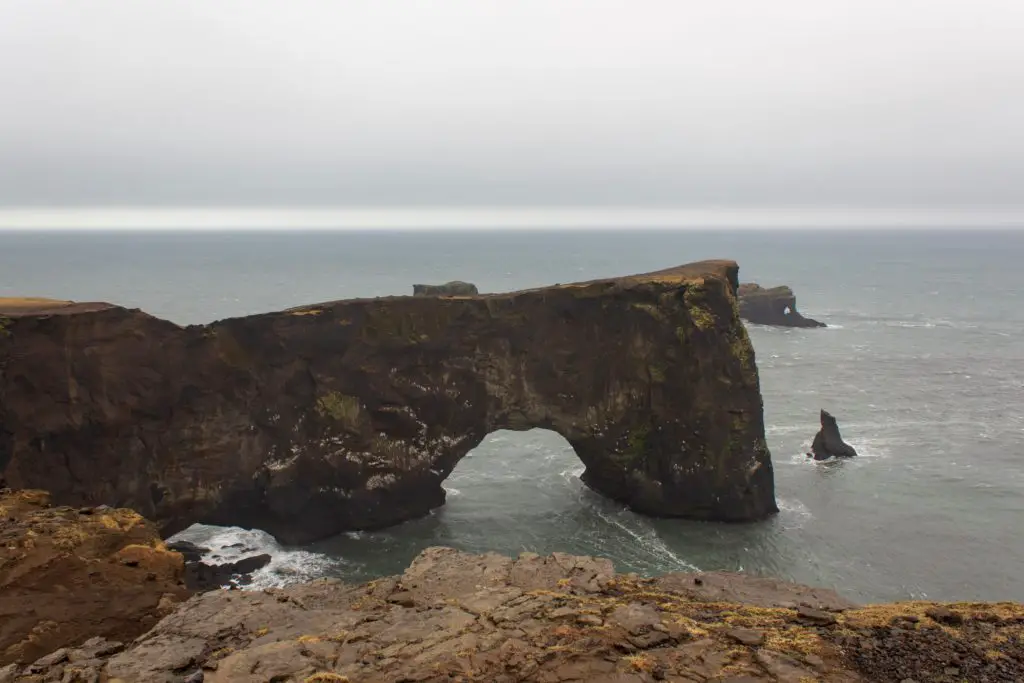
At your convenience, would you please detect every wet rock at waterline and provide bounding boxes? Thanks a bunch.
[810,409,859,460]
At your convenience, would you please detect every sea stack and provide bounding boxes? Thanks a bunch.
[810,409,858,460]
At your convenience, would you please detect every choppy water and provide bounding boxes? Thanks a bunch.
[3,228,1023,603]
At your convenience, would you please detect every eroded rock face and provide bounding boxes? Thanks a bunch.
[0,260,776,544]
[738,283,826,328]
[0,489,190,666]
[810,410,858,460]
[8,547,1023,683]
[412,280,479,296]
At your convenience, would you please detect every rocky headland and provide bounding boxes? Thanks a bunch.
[1,505,1022,683]
[0,260,776,545]
[737,284,826,328]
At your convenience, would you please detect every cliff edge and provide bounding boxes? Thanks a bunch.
[0,260,776,544]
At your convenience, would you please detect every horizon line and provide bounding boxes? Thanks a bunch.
[1,205,1024,230]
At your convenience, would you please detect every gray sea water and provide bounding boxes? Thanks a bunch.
[2,228,1022,604]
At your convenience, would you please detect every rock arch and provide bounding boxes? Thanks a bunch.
[0,261,778,544]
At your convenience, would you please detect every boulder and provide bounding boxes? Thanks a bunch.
[166,540,270,590]
[809,410,858,460]
[412,280,479,296]
[0,260,777,544]
[737,283,826,328]
[184,553,273,591]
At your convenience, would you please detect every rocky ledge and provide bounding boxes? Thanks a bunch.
[0,260,776,545]
[0,489,190,667]
[737,284,826,328]
[3,545,1023,683]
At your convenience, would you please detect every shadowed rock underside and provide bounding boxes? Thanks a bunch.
[0,260,776,544]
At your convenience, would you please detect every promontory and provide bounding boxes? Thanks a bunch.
[0,260,777,544]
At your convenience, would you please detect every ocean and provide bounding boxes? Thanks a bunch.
[2,228,1022,604]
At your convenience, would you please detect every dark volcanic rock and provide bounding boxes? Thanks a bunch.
[810,410,858,460]
[737,283,826,328]
[0,261,777,544]
[165,540,210,563]
[184,553,273,591]
[412,280,479,296]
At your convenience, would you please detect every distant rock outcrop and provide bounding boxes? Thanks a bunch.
[412,280,479,296]
[809,410,858,460]
[738,283,826,328]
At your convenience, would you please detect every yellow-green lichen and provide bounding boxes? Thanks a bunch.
[315,391,363,426]
[683,285,717,331]
[648,364,666,383]
[0,316,10,338]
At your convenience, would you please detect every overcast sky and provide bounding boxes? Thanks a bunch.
[1,0,1023,215]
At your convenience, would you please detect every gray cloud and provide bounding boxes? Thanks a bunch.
[1,0,1023,208]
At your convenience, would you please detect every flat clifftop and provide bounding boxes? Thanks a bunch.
[0,259,775,544]
[0,297,115,317]
[3,545,1022,682]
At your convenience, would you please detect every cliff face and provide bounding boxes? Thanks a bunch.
[0,260,776,544]
[738,283,826,328]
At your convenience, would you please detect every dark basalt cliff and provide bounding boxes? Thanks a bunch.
[738,283,826,328]
[0,260,776,544]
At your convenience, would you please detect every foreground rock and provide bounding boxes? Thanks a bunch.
[412,280,479,296]
[810,410,858,460]
[0,260,776,544]
[6,547,1023,682]
[0,489,191,667]
[738,283,826,328]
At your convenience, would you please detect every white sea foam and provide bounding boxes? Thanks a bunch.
[167,523,343,590]
[592,507,699,572]
[776,497,813,529]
